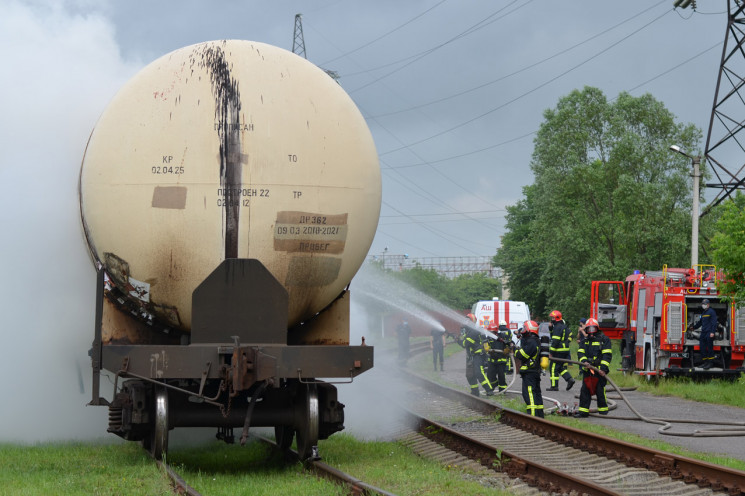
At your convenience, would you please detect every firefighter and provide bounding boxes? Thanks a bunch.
[515,320,544,417]
[395,320,412,367]
[458,324,485,396]
[484,322,510,392]
[430,322,447,371]
[689,298,718,369]
[498,320,515,375]
[546,310,576,392]
[575,318,613,418]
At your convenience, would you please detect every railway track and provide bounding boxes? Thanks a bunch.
[257,435,398,496]
[150,438,398,496]
[382,371,745,495]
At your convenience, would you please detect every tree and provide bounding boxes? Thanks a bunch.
[495,87,707,323]
[711,193,745,306]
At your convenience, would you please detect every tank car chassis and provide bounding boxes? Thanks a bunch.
[88,258,373,460]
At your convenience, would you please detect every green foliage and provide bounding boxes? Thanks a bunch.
[711,192,745,306]
[495,87,707,322]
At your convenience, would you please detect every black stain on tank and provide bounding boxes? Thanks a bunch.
[192,41,243,259]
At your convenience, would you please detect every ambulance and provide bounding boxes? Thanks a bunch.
[471,298,531,344]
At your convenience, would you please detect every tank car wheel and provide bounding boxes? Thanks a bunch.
[295,383,319,460]
[150,387,169,460]
[274,425,294,451]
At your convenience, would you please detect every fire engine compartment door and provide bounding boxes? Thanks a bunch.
[635,288,646,342]
[735,306,745,346]
[666,301,684,345]
[592,281,627,330]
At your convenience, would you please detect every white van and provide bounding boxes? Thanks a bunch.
[471,298,531,344]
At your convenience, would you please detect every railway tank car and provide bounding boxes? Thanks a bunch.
[80,40,380,460]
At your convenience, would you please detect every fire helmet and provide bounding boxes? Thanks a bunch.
[525,320,539,334]
[499,319,507,326]
[585,318,599,334]
[466,313,476,322]
[549,310,562,321]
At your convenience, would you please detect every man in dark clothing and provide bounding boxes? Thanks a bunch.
[485,322,510,392]
[547,310,575,392]
[690,298,718,369]
[395,320,412,366]
[430,323,446,371]
[459,325,488,396]
[575,318,613,418]
[516,320,544,418]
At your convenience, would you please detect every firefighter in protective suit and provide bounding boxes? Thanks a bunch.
[459,314,494,396]
[458,324,482,396]
[575,318,613,418]
[546,310,576,392]
[484,322,510,392]
[515,321,545,417]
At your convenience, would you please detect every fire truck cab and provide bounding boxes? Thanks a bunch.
[591,265,745,376]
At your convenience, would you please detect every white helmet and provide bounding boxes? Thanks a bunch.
[499,320,507,326]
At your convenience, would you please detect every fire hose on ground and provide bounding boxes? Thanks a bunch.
[541,356,745,438]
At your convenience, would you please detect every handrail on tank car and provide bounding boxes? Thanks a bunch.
[112,367,225,408]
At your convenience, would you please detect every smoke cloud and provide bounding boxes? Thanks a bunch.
[0,0,141,442]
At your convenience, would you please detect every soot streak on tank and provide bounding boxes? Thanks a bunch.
[195,41,243,259]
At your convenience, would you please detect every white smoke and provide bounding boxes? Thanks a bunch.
[0,0,141,441]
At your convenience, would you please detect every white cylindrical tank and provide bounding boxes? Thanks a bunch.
[79,40,381,333]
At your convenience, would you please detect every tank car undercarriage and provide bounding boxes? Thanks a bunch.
[89,259,373,460]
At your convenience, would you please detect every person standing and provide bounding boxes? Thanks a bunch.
[395,320,412,367]
[459,324,484,396]
[485,322,510,392]
[515,320,544,418]
[689,299,718,369]
[546,310,575,392]
[575,318,613,418]
[430,322,447,372]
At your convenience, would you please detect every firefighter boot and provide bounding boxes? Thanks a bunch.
[566,378,576,391]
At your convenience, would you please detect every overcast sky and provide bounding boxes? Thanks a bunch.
[0,0,731,440]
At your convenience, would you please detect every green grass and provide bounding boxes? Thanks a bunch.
[0,442,173,496]
[318,433,514,495]
[166,441,343,496]
[165,434,514,495]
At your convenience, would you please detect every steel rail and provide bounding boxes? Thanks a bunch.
[257,435,398,496]
[403,407,620,496]
[404,371,745,496]
[154,458,202,496]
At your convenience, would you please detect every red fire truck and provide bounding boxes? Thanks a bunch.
[590,265,745,377]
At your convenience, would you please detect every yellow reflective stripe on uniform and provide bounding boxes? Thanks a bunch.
[600,360,610,367]
[526,385,543,414]
[602,349,612,354]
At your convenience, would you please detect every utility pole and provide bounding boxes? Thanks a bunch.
[670,145,702,268]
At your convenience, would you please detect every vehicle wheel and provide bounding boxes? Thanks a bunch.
[275,425,294,450]
[150,387,169,460]
[295,383,319,460]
